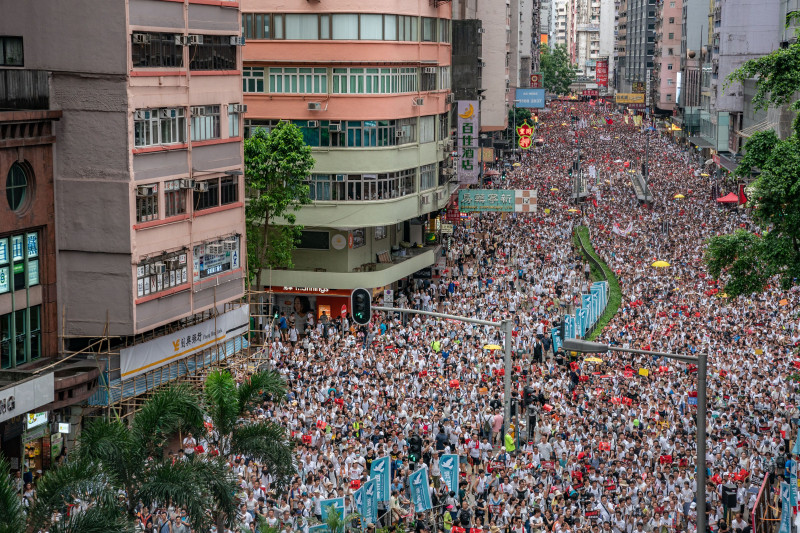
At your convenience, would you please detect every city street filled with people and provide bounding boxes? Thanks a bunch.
[17,103,794,533]
[182,102,796,533]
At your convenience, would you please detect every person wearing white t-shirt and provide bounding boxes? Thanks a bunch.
[182,433,197,456]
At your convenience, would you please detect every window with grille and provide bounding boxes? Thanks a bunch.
[136,184,159,222]
[164,180,186,218]
[194,179,220,210]
[131,33,183,68]
[189,35,236,70]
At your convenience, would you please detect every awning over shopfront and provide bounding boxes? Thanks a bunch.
[716,192,740,203]
[738,120,777,139]
[689,136,714,149]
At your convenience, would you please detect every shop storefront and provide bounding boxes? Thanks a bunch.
[265,287,353,326]
[0,373,54,475]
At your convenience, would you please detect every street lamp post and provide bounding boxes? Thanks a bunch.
[562,339,708,533]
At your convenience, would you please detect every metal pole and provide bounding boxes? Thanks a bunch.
[563,339,708,533]
[503,319,513,447]
[697,352,707,533]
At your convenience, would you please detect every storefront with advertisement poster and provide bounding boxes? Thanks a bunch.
[0,373,54,477]
[265,287,353,330]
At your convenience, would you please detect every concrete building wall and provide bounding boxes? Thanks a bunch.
[715,0,781,112]
[552,0,569,46]
[0,0,128,75]
[477,0,511,130]
[599,0,616,86]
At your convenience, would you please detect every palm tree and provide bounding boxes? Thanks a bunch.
[74,383,239,531]
[204,369,295,492]
[0,451,133,533]
[0,454,25,533]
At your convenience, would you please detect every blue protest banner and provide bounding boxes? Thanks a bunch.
[582,294,593,325]
[551,328,562,353]
[362,477,378,526]
[439,454,460,499]
[370,455,391,502]
[780,482,791,533]
[409,466,433,513]
[321,497,346,525]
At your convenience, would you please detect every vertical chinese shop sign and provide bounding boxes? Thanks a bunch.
[457,101,480,185]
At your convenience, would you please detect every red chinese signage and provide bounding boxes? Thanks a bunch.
[582,89,599,97]
[516,120,533,150]
[530,73,542,89]
[595,59,609,87]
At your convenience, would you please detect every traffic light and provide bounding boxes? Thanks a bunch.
[523,386,536,407]
[351,288,371,325]
[568,168,573,177]
[408,433,423,463]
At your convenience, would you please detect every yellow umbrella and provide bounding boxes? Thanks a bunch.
[550,187,559,191]
[544,208,551,214]
[484,344,502,350]
[674,194,685,199]
[513,162,522,167]
[652,261,670,268]
[568,208,580,213]
[701,173,710,177]
[585,357,603,363]
[561,122,568,126]
[718,293,729,299]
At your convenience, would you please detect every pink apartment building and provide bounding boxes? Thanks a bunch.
[0,0,249,419]
[241,0,457,297]
[654,0,683,111]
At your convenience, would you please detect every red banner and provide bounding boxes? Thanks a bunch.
[595,59,609,87]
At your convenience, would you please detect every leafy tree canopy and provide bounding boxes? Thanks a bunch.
[244,123,315,285]
[539,44,576,96]
[705,13,800,297]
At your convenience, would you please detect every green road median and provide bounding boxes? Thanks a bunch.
[573,225,622,341]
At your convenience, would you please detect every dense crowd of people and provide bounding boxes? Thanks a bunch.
[206,102,798,533]
[17,103,797,533]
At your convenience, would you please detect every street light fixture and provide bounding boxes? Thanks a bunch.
[562,339,708,533]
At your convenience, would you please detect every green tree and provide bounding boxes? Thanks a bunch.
[203,369,295,493]
[705,13,800,297]
[0,455,25,533]
[74,384,239,531]
[244,123,315,286]
[539,44,576,95]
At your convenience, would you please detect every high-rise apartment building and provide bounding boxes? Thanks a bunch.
[242,0,456,297]
[569,0,602,77]
[552,0,570,47]
[453,0,511,131]
[692,0,782,155]
[0,0,249,422]
[622,0,656,91]
[653,0,682,111]
[615,0,627,89]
